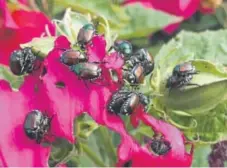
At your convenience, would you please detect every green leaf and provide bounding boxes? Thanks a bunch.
[54,8,116,51]
[78,130,108,167]
[150,30,227,143]
[0,65,24,89]
[78,121,99,138]
[181,13,221,32]
[20,36,56,57]
[79,143,106,167]
[155,60,227,115]
[115,3,182,39]
[54,0,130,27]
[154,30,227,67]
[54,0,181,40]
[192,144,211,167]
[49,138,77,166]
[184,102,227,143]
[94,127,117,165]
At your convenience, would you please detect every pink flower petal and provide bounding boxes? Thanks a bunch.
[44,35,129,145]
[0,0,18,29]
[0,3,55,65]
[123,0,204,34]
[116,105,193,167]
[86,35,106,62]
[17,37,81,143]
[11,10,55,35]
[103,52,124,69]
[0,80,51,166]
[44,36,126,142]
[37,36,86,143]
[54,36,71,49]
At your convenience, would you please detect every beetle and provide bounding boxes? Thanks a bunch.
[166,74,200,89]
[126,48,155,75]
[24,110,53,144]
[166,62,199,89]
[70,62,102,81]
[123,64,145,84]
[10,47,38,76]
[108,88,149,115]
[77,23,97,50]
[150,137,171,155]
[172,62,198,77]
[60,49,87,66]
[108,40,133,58]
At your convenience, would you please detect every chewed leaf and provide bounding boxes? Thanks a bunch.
[20,36,56,57]
[157,60,227,115]
[115,3,182,39]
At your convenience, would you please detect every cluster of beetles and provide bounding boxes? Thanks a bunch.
[9,22,199,156]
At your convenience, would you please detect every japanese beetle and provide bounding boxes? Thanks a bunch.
[70,62,102,81]
[109,40,133,58]
[77,23,97,50]
[60,49,87,66]
[150,137,171,155]
[108,88,149,115]
[123,64,145,84]
[10,47,38,76]
[126,48,154,75]
[24,110,53,144]
[172,62,197,77]
[166,62,199,89]
[166,74,199,89]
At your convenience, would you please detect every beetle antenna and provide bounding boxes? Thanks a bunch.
[49,113,56,122]
[108,46,114,52]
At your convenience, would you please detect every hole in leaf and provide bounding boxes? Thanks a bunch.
[55,81,65,89]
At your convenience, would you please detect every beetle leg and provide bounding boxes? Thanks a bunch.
[108,46,114,52]
[32,61,41,71]
[49,113,56,123]
[83,80,90,90]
